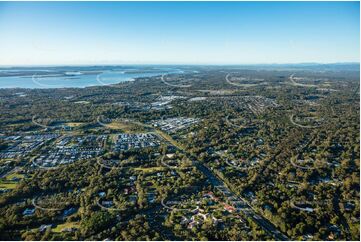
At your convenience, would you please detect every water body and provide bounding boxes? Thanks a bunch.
[0,67,183,89]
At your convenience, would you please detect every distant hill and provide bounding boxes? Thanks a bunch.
[220,63,360,72]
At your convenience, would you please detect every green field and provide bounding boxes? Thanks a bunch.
[52,222,80,233]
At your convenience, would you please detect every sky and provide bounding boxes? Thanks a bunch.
[0,1,359,65]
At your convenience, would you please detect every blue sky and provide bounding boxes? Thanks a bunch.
[0,1,359,65]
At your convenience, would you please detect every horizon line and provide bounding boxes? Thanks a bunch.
[0,62,359,68]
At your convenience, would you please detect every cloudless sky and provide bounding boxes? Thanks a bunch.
[0,1,359,65]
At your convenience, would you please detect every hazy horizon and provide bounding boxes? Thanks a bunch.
[0,62,360,68]
[0,1,359,65]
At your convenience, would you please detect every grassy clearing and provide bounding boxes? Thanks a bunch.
[5,173,25,180]
[106,121,130,130]
[134,167,166,173]
[155,130,185,150]
[52,222,80,233]
[106,121,146,133]
[65,122,85,127]
[74,101,90,104]
[0,181,18,189]
[0,172,25,189]
[6,124,24,128]
[0,159,13,165]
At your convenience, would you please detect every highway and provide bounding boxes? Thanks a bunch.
[195,162,289,241]
[126,118,289,240]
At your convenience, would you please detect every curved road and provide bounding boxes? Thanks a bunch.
[161,74,192,88]
[115,118,289,240]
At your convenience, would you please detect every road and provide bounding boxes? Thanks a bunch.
[332,187,351,240]
[225,73,245,87]
[289,114,318,129]
[0,166,22,179]
[124,118,289,240]
[161,74,192,88]
[225,73,265,88]
[195,162,289,241]
[289,73,317,87]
